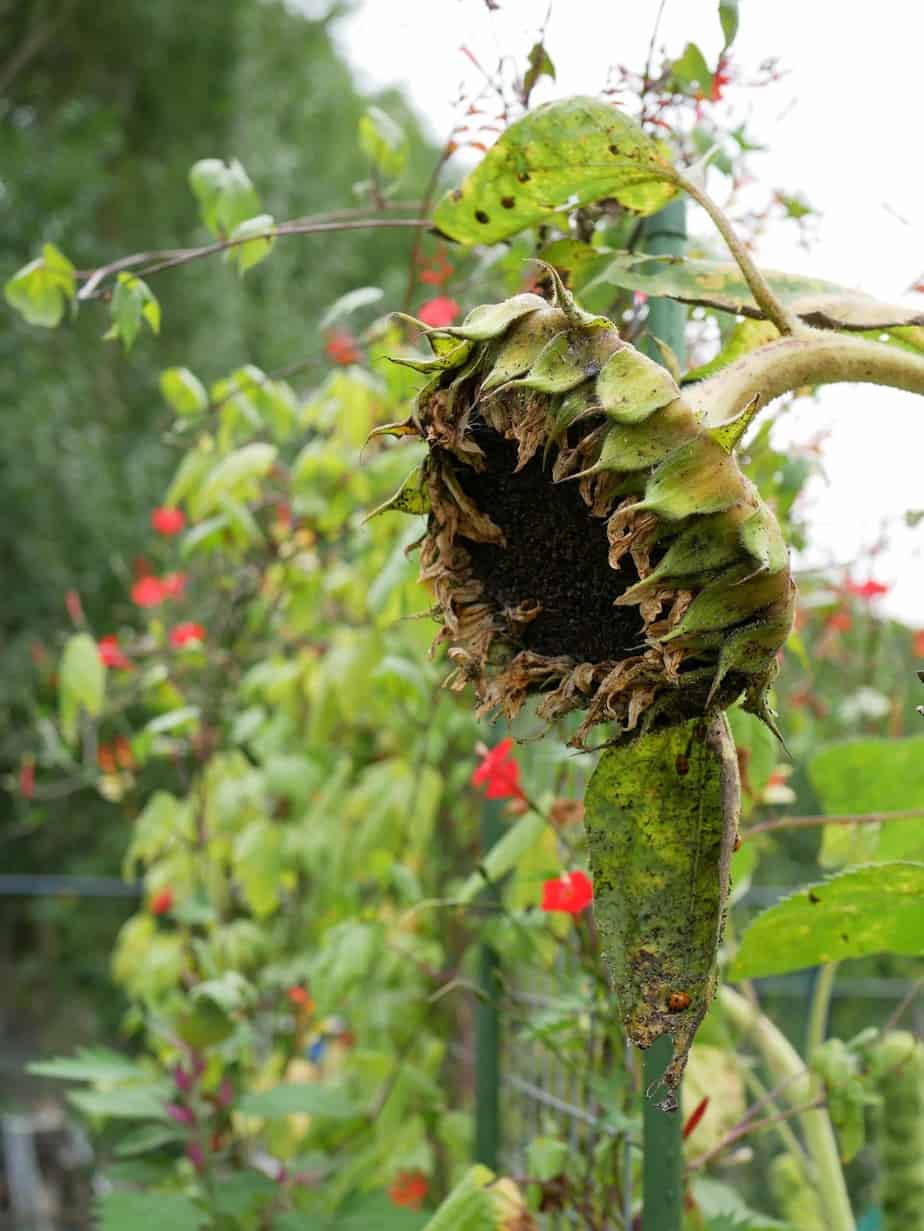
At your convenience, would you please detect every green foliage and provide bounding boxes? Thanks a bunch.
[59,631,106,742]
[359,106,408,178]
[104,273,161,350]
[433,96,677,245]
[96,1190,208,1231]
[4,242,76,327]
[732,863,924,977]
[810,736,924,865]
[189,157,262,236]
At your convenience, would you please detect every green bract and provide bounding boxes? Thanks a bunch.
[385,271,795,747]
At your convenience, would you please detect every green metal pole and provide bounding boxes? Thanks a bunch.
[640,197,688,1231]
[474,794,504,1168]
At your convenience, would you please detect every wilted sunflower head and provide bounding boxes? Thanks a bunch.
[381,270,795,748]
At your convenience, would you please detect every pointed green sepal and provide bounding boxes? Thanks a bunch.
[597,346,681,424]
[707,393,763,453]
[436,292,547,340]
[506,325,621,396]
[634,435,743,522]
[363,464,429,521]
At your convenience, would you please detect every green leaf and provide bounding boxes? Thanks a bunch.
[104,273,160,351]
[584,252,924,330]
[69,1084,170,1121]
[226,213,276,274]
[5,243,76,327]
[238,1082,359,1119]
[585,717,737,1097]
[195,442,278,515]
[233,819,283,917]
[27,1047,141,1084]
[160,366,209,415]
[320,285,385,330]
[433,96,677,246]
[810,737,924,863]
[731,863,924,978]
[359,106,408,177]
[95,1190,207,1231]
[175,997,234,1048]
[210,1170,279,1219]
[276,1194,427,1231]
[456,812,547,904]
[719,0,740,50]
[189,157,261,235]
[59,632,105,743]
[523,42,556,101]
[113,1122,185,1157]
[670,43,713,96]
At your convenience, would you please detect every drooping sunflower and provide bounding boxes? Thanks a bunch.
[382,270,794,748]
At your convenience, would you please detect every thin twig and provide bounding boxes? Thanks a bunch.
[686,1099,825,1173]
[884,975,924,1034]
[747,807,924,838]
[77,216,431,301]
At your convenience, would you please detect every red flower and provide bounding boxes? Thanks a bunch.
[471,738,524,801]
[388,1171,428,1210]
[419,249,454,286]
[914,630,924,657]
[683,1096,710,1140]
[845,578,890,601]
[162,571,188,598]
[151,506,185,536]
[710,56,732,102]
[98,634,132,669]
[131,575,167,607]
[287,985,311,1008]
[324,329,362,366]
[417,297,461,328]
[826,610,852,633]
[540,870,593,915]
[150,887,174,916]
[170,621,206,648]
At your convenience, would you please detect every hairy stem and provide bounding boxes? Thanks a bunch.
[686,327,924,424]
[673,171,803,337]
[720,986,855,1231]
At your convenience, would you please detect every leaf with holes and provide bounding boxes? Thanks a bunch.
[731,863,924,978]
[433,96,677,245]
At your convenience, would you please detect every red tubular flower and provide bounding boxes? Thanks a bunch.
[287,985,311,1008]
[540,870,593,915]
[324,329,362,366]
[388,1171,428,1209]
[131,576,167,607]
[98,634,132,669]
[826,610,852,633]
[845,578,890,601]
[417,296,461,328]
[150,887,174,917]
[710,56,732,102]
[170,621,206,648]
[683,1095,710,1140]
[914,629,924,657]
[471,738,524,801]
[151,506,186,536]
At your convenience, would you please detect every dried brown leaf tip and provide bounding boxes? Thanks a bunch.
[383,271,795,747]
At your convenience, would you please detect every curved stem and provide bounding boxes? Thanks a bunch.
[673,171,803,337]
[686,327,924,424]
[720,986,856,1231]
[806,962,838,1057]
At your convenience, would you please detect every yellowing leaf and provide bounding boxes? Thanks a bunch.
[434,96,677,245]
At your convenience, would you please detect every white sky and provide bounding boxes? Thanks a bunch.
[335,0,923,624]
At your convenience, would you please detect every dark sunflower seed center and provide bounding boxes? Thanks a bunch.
[452,430,646,663]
